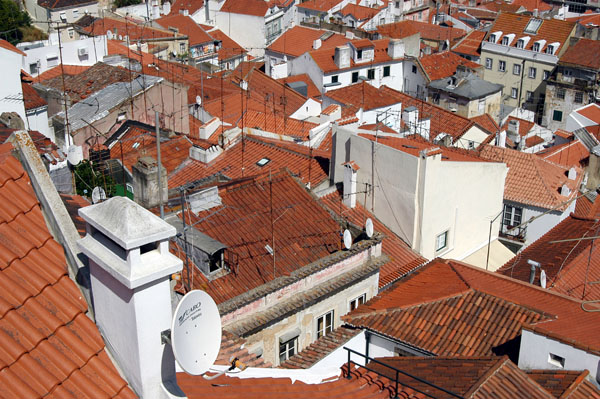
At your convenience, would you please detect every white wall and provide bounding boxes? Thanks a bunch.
[521,201,575,248]
[0,48,27,125]
[519,329,600,384]
[403,59,427,99]
[215,12,265,57]
[22,36,107,77]
[26,106,52,142]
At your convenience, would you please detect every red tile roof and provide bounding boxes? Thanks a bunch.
[377,21,466,44]
[526,370,599,399]
[576,103,600,124]
[325,81,403,111]
[176,170,343,304]
[481,1,523,13]
[217,330,271,367]
[497,197,600,301]
[485,13,576,55]
[525,134,545,147]
[470,113,499,134]
[320,187,426,289]
[538,140,589,168]
[21,82,47,110]
[346,258,600,357]
[220,0,269,16]
[0,128,63,164]
[208,29,248,62]
[36,64,91,82]
[0,39,25,56]
[81,16,177,42]
[168,0,204,15]
[278,74,322,99]
[478,145,582,210]
[59,194,90,237]
[169,136,329,189]
[296,0,344,12]
[267,26,347,58]
[337,3,380,20]
[418,51,482,81]
[501,116,535,138]
[0,143,136,399]
[156,14,214,46]
[309,38,397,73]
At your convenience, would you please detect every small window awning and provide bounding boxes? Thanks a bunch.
[279,328,301,344]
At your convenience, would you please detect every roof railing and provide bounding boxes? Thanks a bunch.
[343,346,465,399]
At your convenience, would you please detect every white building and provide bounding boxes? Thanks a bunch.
[331,125,508,261]
[288,38,407,94]
[24,0,99,42]
[0,41,27,128]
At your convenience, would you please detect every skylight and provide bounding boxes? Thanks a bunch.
[524,19,542,34]
[256,157,271,167]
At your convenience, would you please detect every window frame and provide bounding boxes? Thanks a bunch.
[316,310,334,339]
[351,71,359,83]
[349,293,366,312]
[553,109,563,122]
[513,63,521,75]
[435,231,448,252]
[498,60,506,72]
[557,87,566,99]
[367,68,375,80]
[503,204,523,228]
[485,58,493,70]
[383,65,391,77]
[528,67,537,79]
[543,70,550,80]
[574,91,584,103]
[279,335,298,365]
[511,87,518,99]
[331,75,339,83]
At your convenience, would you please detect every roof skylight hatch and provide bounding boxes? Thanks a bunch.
[524,19,542,34]
[256,157,271,167]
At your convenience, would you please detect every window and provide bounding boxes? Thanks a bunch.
[488,34,496,43]
[435,231,448,252]
[468,140,475,149]
[331,75,339,83]
[349,294,366,311]
[59,11,66,21]
[29,62,38,75]
[352,71,359,83]
[72,9,78,18]
[557,87,565,99]
[553,110,563,121]
[513,64,521,75]
[575,91,584,103]
[395,1,400,6]
[317,310,334,339]
[412,65,417,74]
[564,68,573,77]
[526,90,533,101]
[545,45,555,55]
[543,70,550,80]
[511,87,518,99]
[524,18,542,34]
[548,353,565,368]
[47,55,59,67]
[357,49,363,59]
[367,68,375,80]
[485,58,493,70]
[501,36,509,45]
[532,42,540,52]
[67,28,74,39]
[503,205,522,228]
[498,60,506,72]
[256,157,271,166]
[279,335,298,364]
[516,39,524,49]
[180,43,186,53]
[432,92,440,104]
[528,67,537,79]
[383,65,390,77]
[380,18,385,24]
[208,249,224,273]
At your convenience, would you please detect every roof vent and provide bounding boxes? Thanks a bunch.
[189,186,222,213]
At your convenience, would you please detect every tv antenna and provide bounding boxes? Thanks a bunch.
[169,290,222,375]
[343,229,352,250]
[365,218,374,238]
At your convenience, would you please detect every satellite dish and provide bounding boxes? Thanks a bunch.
[67,145,83,165]
[343,229,352,250]
[196,95,202,105]
[365,218,373,238]
[172,290,222,375]
[106,30,113,40]
[540,269,547,288]
[91,186,106,204]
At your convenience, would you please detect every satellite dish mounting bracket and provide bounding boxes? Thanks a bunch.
[161,329,172,345]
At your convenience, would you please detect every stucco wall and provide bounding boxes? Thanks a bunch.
[0,48,27,125]
[215,12,265,57]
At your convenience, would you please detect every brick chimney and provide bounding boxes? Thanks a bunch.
[78,196,183,399]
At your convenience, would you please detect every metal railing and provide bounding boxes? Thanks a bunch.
[343,347,464,399]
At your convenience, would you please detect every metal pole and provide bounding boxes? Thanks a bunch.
[485,219,493,271]
[156,111,164,218]
[181,189,190,292]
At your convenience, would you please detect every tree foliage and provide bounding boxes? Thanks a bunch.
[0,0,31,44]
[114,0,142,9]
[74,160,117,198]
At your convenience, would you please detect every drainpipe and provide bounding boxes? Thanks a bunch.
[365,330,371,362]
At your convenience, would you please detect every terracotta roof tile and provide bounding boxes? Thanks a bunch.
[501,116,535,137]
[320,187,426,289]
[377,20,466,44]
[478,145,582,210]
[217,330,271,367]
[38,0,95,9]
[169,136,329,190]
[167,0,204,15]
[268,26,347,58]
[484,13,576,55]
[419,51,482,81]
[575,103,600,125]
[59,194,90,237]
[80,16,176,42]
[347,258,600,358]
[526,135,545,147]
[0,142,135,398]
[309,38,397,73]
[156,14,213,46]
[21,82,47,111]
[526,370,591,398]
[537,139,590,168]
[337,3,380,20]
[470,113,499,134]
[481,2,523,13]
[220,0,269,16]
[296,0,344,12]
[208,29,248,62]
[175,170,343,304]
[278,74,321,99]
[35,64,91,83]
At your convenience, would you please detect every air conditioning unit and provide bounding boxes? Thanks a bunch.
[78,47,88,56]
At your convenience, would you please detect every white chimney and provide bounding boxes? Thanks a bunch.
[417,117,430,141]
[402,106,419,134]
[313,38,322,49]
[334,45,351,69]
[561,183,571,196]
[200,117,220,139]
[345,31,355,39]
[387,38,404,59]
[496,130,507,148]
[568,167,577,180]
[342,161,359,208]
[78,197,183,399]
[189,144,223,163]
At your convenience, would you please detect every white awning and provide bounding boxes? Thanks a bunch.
[462,239,515,272]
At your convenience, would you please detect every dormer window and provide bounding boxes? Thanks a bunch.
[502,36,509,45]
[501,34,515,46]
[489,34,496,43]
[545,45,555,54]
[533,42,540,52]
[357,49,363,59]
[517,39,524,48]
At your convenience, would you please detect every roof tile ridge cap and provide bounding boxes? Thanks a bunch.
[559,369,590,399]
[248,136,313,159]
[462,356,510,398]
